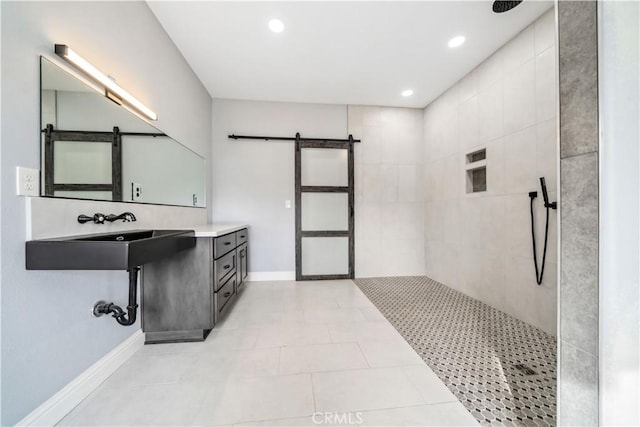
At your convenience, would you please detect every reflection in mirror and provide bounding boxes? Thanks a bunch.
[40,57,206,208]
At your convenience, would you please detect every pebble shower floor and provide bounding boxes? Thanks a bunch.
[353,276,556,427]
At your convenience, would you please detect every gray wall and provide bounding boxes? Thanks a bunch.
[557,1,599,425]
[420,10,557,335]
[211,99,347,274]
[0,2,211,424]
[599,0,639,424]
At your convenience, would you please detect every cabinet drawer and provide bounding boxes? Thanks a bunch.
[215,250,236,289]
[215,275,236,321]
[217,275,235,309]
[214,233,236,258]
[236,229,248,245]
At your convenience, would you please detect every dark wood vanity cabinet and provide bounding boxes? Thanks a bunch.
[142,228,248,344]
[212,229,247,324]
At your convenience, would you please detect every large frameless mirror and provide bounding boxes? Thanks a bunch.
[40,56,206,208]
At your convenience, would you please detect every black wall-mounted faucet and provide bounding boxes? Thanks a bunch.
[106,212,137,222]
[78,213,106,224]
[77,212,136,224]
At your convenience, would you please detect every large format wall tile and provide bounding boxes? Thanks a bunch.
[560,153,599,355]
[535,7,556,55]
[502,25,535,73]
[350,106,425,277]
[360,126,382,164]
[503,126,538,194]
[381,239,426,277]
[478,80,504,143]
[558,341,598,426]
[422,9,557,335]
[459,95,480,149]
[557,1,600,422]
[536,119,558,190]
[536,45,558,123]
[559,0,598,158]
[458,71,478,104]
[485,138,506,195]
[476,50,503,90]
[503,58,536,135]
[398,165,424,202]
[378,165,399,202]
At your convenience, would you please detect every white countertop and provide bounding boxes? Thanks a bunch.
[188,223,248,237]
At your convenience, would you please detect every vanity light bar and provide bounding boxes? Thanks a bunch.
[54,44,158,121]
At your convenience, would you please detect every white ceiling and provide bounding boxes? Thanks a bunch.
[149,1,552,108]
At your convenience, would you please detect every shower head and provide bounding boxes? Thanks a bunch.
[492,1,523,13]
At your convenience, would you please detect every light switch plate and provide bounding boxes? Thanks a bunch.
[285,200,291,209]
[16,167,39,196]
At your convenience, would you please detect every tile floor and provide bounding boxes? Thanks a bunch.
[59,280,478,427]
[354,277,557,427]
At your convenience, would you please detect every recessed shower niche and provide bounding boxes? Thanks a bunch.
[465,148,487,193]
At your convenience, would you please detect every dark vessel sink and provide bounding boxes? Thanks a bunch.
[26,229,195,270]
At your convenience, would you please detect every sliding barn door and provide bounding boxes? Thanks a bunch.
[295,133,354,280]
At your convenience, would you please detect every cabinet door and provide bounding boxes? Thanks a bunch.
[237,243,248,290]
[241,243,248,282]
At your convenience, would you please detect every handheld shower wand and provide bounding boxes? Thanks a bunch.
[529,177,557,285]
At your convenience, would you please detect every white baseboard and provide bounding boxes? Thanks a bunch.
[247,271,296,282]
[17,330,144,426]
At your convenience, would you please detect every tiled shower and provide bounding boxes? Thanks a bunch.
[348,9,559,426]
[422,8,557,336]
[350,9,557,335]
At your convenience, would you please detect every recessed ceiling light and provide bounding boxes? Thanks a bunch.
[268,19,284,33]
[448,36,466,48]
[401,89,414,97]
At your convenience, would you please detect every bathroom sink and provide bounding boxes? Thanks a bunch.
[26,229,196,270]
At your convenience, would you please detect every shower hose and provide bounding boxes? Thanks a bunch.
[530,196,550,285]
